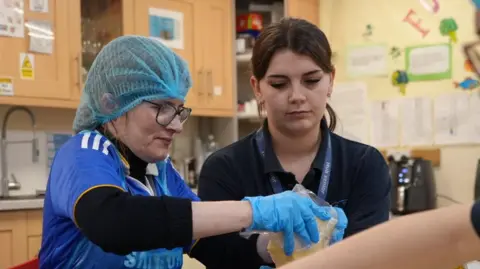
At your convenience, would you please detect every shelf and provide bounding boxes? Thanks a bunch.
[236,52,252,63]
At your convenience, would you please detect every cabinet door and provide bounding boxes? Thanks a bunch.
[0,0,71,100]
[285,0,319,25]
[26,210,43,259]
[69,0,125,101]
[201,0,234,116]
[0,211,28,268]
[133,0,202,109]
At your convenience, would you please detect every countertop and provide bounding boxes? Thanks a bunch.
[0,197,44,211]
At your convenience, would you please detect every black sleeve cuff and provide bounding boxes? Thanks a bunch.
[471,201,480,238]
[163,196,193,246]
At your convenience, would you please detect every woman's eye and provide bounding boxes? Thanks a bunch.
[305,79,321,84]
[270,83,287,89]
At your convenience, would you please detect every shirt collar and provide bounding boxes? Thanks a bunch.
[261,118,330,175]
[118,150,159,176]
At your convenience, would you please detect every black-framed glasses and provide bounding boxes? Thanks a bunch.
[464,41,480,78]
[144,100,192,126]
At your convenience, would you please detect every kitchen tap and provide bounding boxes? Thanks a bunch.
[0,106,39,198]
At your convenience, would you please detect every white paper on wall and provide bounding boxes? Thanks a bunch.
[330,82,369,143]
[468,91,480,144]
[400,97,434,146]
[346,45,388,78]
[433,91,473,145]
[370,99,400,148]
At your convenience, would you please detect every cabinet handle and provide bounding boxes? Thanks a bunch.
[206,70,213,97]
[197,70,204,96]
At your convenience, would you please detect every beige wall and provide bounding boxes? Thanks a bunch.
[319,0,477,205]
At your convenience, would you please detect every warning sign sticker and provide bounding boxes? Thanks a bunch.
[19,53,35,80]
[0,77,14,96]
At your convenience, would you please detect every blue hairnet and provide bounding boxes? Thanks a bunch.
[73,35,192,133]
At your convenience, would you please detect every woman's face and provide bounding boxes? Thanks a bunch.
[251,49,334,136]
[108,99,186,163]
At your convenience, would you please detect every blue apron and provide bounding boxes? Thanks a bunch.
[254,128,332,200]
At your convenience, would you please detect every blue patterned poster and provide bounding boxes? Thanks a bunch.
[148,7,184,50]
[46,133,72,169]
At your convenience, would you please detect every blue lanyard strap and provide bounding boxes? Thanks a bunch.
[254,128,333,200]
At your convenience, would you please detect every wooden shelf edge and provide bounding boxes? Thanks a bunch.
[0,96,79,110]
[379,148,441,167]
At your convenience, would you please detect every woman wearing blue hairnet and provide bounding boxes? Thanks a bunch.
[38,35,346,269]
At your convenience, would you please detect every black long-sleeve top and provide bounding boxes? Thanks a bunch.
[74,137,267,268]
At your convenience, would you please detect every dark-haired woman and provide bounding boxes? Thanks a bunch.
[191,17,391,268]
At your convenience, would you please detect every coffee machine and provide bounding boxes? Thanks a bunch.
[388,155,437,215]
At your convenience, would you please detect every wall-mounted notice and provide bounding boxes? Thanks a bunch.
[0,77,14,96]
[370,100,400,148]
[468,91,480,143]
[433,91,472,145]
[400,97,433,146]
[19,53,35,80]
[0,0,25,37]
[29,0,48,13]
[26,20,54,54]
[149,7,184,50]
[46,133,72,170]
[346,44,388,78]
[330,82,369,143]
[405,43,452,81]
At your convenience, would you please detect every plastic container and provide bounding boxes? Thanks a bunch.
[266,184,338,267]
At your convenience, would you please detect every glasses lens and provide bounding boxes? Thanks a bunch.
[156,104,176,125]
[179,108,191,123]
[464,42,480,78]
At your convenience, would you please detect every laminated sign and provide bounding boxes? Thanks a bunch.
[20,53,35,80]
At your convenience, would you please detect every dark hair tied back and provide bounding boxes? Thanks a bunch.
[250,17,337,131]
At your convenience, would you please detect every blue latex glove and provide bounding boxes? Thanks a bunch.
[259,266,273,269]
[242,191,335,256]
[330,207,348,244]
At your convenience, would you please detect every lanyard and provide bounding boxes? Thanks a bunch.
[254,128,333,200]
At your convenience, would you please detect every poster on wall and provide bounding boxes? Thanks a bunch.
[0,0,25,37]
[405,43,452,82]
[433,91,476,145]
[330,82,370,144]
[400,97,434,146]
[148,7,184,50]
[346,44,388,78]
[370,99,400,148]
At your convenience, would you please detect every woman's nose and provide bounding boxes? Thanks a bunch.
[289,84,307,102]
[166,115,183,133]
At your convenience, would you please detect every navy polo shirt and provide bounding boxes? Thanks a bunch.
[198,120,392,237]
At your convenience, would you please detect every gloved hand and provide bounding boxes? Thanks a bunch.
[259,266,273,269]
[329,207,348,244]
[242,191,336,256]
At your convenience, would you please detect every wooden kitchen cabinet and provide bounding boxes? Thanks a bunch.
[0,209,42,268]
[69,0,135,101]
[286,0,320,25]
[134,0,235,117]
[0,1,78,109]
[0,0,135,109]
